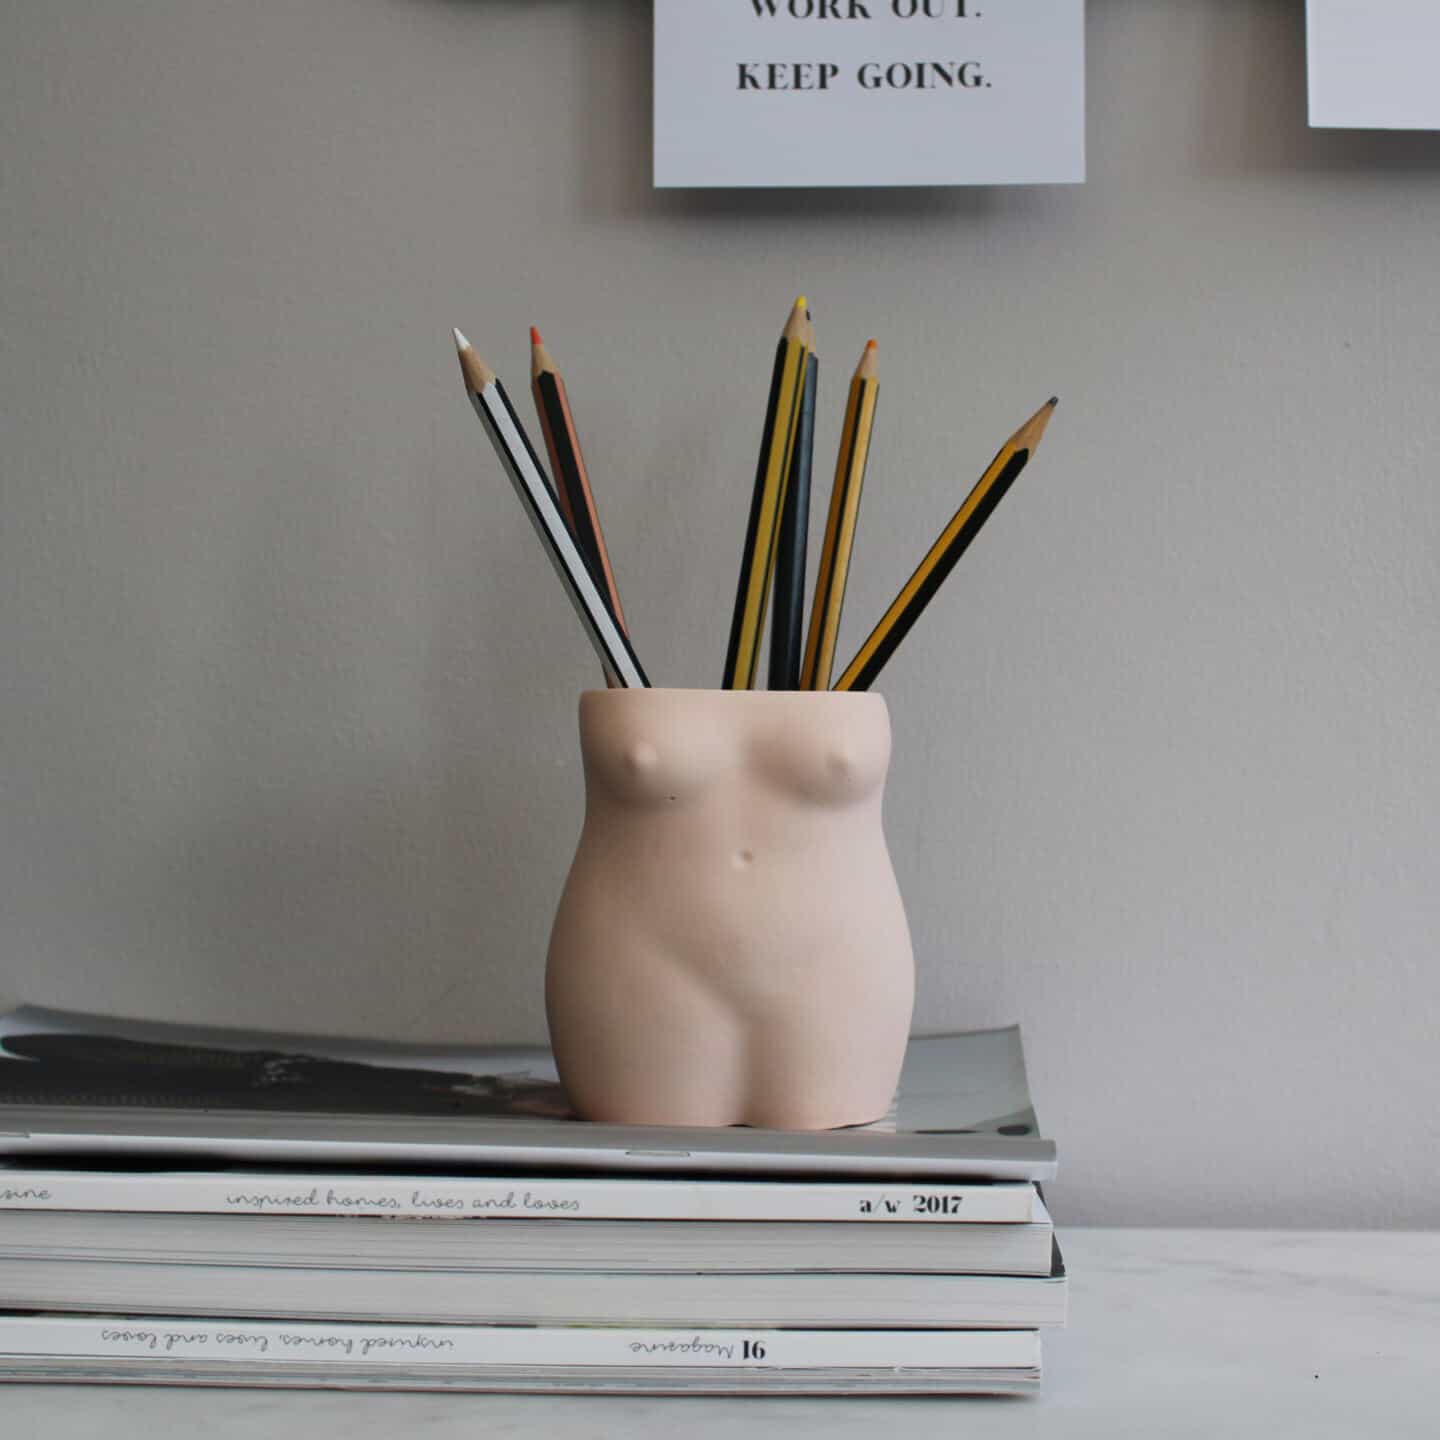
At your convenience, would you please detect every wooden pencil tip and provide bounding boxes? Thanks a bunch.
[866,339,878,351]
[530,326,543,346]
[782,298,810,343]
[453,333,495,391]
[795,295,807,310]
[1013,395,1059,451]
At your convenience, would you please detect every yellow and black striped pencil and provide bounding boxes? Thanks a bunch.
[833,397,1058,694]
[723,297,810,689]
[801,337,879,692]
[769,309,818,691]
[452,329,649,689]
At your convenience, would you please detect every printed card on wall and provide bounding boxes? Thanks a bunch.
[1308,0,1440,130]
[653,1,1086,188]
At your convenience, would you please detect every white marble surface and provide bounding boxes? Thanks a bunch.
[9,1229,1439,1437]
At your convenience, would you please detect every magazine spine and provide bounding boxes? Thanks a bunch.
[0,1173,1038,1223]
[0,1314,1041,1371]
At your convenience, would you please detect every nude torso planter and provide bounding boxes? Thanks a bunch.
[546,689,915,1130]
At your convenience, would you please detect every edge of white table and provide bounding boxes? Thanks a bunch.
[9,1228,1439,1437]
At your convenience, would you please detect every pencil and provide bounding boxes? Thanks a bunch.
[452,329,649,690]
[768,313,818,691]
[801,338,879,692]
[833,397,1058,694]
[530,327,627,633]
[723,297,810,689]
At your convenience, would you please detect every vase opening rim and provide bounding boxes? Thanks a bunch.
[581,688,887,702]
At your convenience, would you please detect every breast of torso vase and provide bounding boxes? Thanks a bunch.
[546,688,915,1130]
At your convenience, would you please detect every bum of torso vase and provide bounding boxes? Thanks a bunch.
[546,689,915,1130]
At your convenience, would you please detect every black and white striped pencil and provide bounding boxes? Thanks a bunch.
[833,397,1057,694]
[452,329,649,689]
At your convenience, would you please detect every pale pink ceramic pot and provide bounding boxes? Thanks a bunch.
[545,688,915,1130]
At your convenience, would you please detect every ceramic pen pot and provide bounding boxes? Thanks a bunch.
[545,688,915,1130]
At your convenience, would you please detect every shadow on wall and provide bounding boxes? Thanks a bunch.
[1187,0,1440,175]
[575,0,1032,222]
[395,0,1034,222]
[115,440,577,1035]
[405,0,1439,231]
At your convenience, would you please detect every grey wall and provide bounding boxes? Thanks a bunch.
[2,0,1437,1226]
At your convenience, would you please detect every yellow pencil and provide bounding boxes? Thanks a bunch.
[833,397,1058,693]
[769,310,818,692]
[723,297,810,689]
[801,338,879,691]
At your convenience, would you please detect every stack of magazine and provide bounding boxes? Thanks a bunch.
[0,1006,1064,1396]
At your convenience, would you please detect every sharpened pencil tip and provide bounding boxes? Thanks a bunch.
[782,298,810,343]
[1011,395,1059,453]
[795,296,807,310]
[453,333,495,392]
[530,326,543,346]
[866,339,878,351]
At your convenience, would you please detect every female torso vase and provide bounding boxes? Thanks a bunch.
[546,689,914,1130]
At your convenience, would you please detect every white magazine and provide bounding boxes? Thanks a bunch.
[0,1314,1042,1395]
[0,1166,1042,1223]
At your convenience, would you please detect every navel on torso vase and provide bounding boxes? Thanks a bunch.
[545,688,915,1130]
